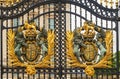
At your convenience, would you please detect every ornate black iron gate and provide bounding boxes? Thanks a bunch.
[0,0,119,79]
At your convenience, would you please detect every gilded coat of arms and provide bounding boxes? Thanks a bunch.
[8,22,54,75]
[66,21,113,76]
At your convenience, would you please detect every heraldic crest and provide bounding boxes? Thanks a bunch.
[66,21,113,76]
[8,22,54,75]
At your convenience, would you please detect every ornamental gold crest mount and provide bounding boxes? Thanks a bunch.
[8,22,54,75]
[66,21,113,76]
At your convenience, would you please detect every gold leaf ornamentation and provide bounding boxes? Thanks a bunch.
[8,29,54,75]
[8,29,25,67]
[66,31,87,68]
[35,30,54,68]
[66,30,112,76]
[93,31,113,68]
[85,66,95,76]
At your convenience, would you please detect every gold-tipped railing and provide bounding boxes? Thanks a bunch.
[0,0,20,6]
[100,0,119,8]
[0,0,119,8]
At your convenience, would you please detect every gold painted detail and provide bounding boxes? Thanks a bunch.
[0,0,20,6]
[85,66,95,76]
[66,31,87,68]
[100,0,118,8]
[8,27,54,75]
[66,21,113,76]
[93,30,113,68]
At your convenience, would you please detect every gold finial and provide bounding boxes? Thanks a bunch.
[6,0,9,5]
[11,0,14,5]
[3,0,20,6]
[24,21,29,29]
[99,0,118,8]
[110,0,113,8]
[16,0,19,2]
[104,0,108,7]
[100,0,103,4]
[116,0,118,7]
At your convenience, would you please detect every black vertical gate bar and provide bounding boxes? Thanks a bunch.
[1,20,3,79]
[70,3,72,31]
[116,10,119,79]
[54,2,60,79]
[54,1,66,78]
[117,2,120,77]
[69,6,72,77]
[58,1,62,78]
[38,6,40,28]
[75,5,77,29]
[0,18,2,78]
[6,19,8,79]
[11,19,14,79]
[0,20,3,79]
[61,3,66,79]
[43,5,45,28]
[48,3,50,29]
[48,3,51,79]
[0,18,2,77]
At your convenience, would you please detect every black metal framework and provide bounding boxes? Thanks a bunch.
[0,0,119,79]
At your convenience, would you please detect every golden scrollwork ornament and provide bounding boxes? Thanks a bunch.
[8,22,54,75]
[66,21,113,76]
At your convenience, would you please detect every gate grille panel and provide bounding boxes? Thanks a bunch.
[0,0,119,79]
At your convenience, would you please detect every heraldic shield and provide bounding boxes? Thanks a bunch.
[8,22,54,75]
[66,21,113,76]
